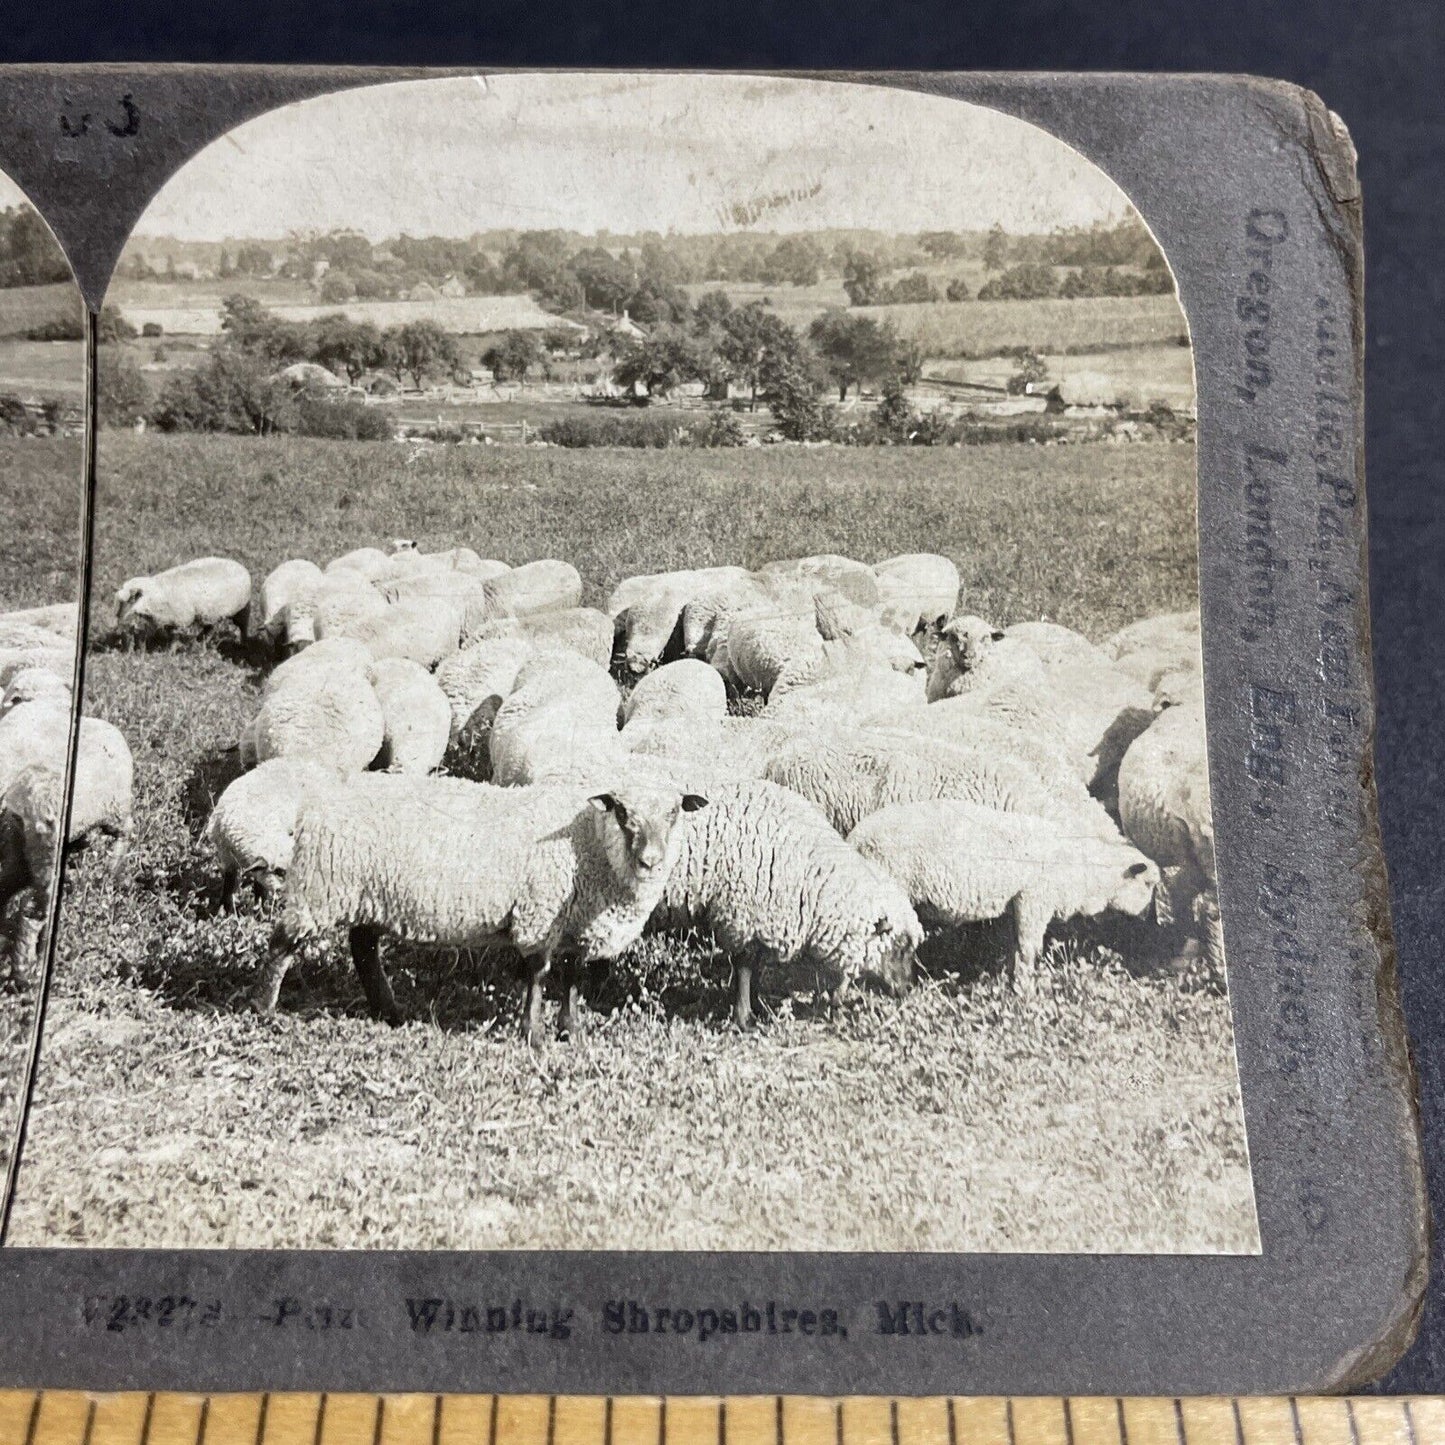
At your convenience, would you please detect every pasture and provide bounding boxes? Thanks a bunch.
[0,282,82,341]
[6,433,1257,1253]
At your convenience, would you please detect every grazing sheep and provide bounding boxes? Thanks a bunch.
[0,602,77,639]
[652,779,920,1025]
[679,575,776,663]
[463,560,583,637]
[1005,620,1110,672]
[623,713,793,782]
[1104,611,1203,691]
[489,653,623,786]
[873,554,960,634]
[325,547,395,583]
[521,607,615,669]
[0,619,71,653]
[850,799,1159,990]
[435,636,535,749]
[620,659,728,728]
[256,774,708,1044]
[369,658,451,775]
[285,571,388,652]
[1117,694,1219,961]
[0,699,73,796]
[1039,654,1156,800]
[1,720,134,968]
[764,728,1117,838]
[724,611,826,698]
[1,667,71,715]
[609,566,753,675]
[759,554,881,610]
[0,644,73,690]
[244,667,385,775]
[373,569,487,607]
[926,615,1045,702]
[764,661,926,728]
[259,559,324,651]
[114,557,252,646]
[204,757,337,908]
[262,636,375,698]
[335,596,465,668]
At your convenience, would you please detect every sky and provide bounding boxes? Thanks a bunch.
[0,171,32,210]
[130,73,1140,243]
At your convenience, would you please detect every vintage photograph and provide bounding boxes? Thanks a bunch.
[3,73,1256,1253]
[0,168,86,1195]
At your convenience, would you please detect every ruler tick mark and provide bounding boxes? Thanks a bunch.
[1288,1398,1303,1445]
[432,1395,442,1445]
[1172,1400,1185,1445]
[1231,1399,1245,1445]
[1345,1400,1362,1445]
[1116,1399,1129,1445]
[81,1399,98,1445]
[373,1396,385,1445]
[140,1392,156,1445]
[1403,1400,1419,1445]
[314,1394,328,1445]
[491,1394,502,1445]
[22,1393,40,1445]
[255,1393,270,1445]
[1062,1398,1075,1445]
[946,1399,957,1445]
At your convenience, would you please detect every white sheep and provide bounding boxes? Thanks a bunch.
[926,615,1045,702]
[0,699,73,796]
[325,547,395,582]
[283,571,388,652]
[609,566,753,675]
[850,799,1159,990]
[373,569,487,607]
[258,559,324,651]
[463,560,583,637]
[114,557,252,646]
[872,553,960,634]
[652,779,920,1026]
[369,657,451,775]
[764,661,926,728]
[1005,620,1111,672]
[333,596,465,668]
[434,636,535,748]
[520,607,615,669]
[256,773,708,1044]
[724,610,825,698]
[758,554,881,610]
[1,667,71,715]
[262,636,375,698]
[763,727,1117,838]
[620,659,728,728]
[489,653,623,786]
[1,719,133,967]
[204,757,337,908]
[1104,610,1203,690]
[243,667,385,775]
[623,713,793,783]
[0,602,78,639]
[1117,694,1218,961]
[0,644,74,690]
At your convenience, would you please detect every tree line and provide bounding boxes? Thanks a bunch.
[0,205,73,289]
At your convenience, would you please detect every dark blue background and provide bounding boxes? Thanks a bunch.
[2,0,1440,1391]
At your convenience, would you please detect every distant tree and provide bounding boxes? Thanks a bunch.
[319,271,357,303]
[945,276,971,302]
[893,338,925,386]
[97,352,149,429]
[382,319,464,389]
[311,313,384,383]
[1004,349,1048,395]
[0,205,71,288]
[97,305,137,343]
[571,247,636,313]
[765,352,833,442]
[613,325,719,399]
[349,267,393,300]
[625,278,689,326]
[638,239,688,289]
[150,344,298,435]
[977,263,1059,302]
[877,271,939,304]
[760,236,822,287]
[219,293,310,363]
[841,249,884,306]
[217,249,236,279]
[540,325,580,354]
[691,288,734,333]
[982,222,1008,272]
[918,231,967,260]
[482,329,544,384]
[463,252,506,295]
[233,242,274,276]
[501,230,574,293]
[807,309,900,400]
[719,301,806,411]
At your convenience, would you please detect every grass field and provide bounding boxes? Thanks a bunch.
[0,340,86,401]
[5,432,1257,1253]
[927,343,1196,412]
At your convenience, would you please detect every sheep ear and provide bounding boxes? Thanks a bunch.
[588,792,624,820]
[991,629,1005,642]
[680,793,709,813]
[1126,861,1150,878]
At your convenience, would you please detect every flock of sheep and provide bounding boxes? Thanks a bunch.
[0,540,1216,1046]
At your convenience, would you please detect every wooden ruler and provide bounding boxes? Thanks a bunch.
[0,1394,1440,1445]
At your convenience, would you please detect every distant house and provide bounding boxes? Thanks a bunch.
[438,275,467,298]
[405,281,440,301]
[612,308,646,340]
[275,361,346,391]
[358,372,401,396]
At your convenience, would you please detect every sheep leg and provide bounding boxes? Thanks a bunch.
[557,953,583,1041]
[1007,892,1052,996]
[252,922,299,1013]
[232,606,251,644]
[524,950,552,1049]
[219,867,239,913]
[350,925,401,1026]
[733,955,754,1030]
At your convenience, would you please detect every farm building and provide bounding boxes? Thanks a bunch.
[438,275,467,298]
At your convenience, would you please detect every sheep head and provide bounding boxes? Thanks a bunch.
[588,785,708,884]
